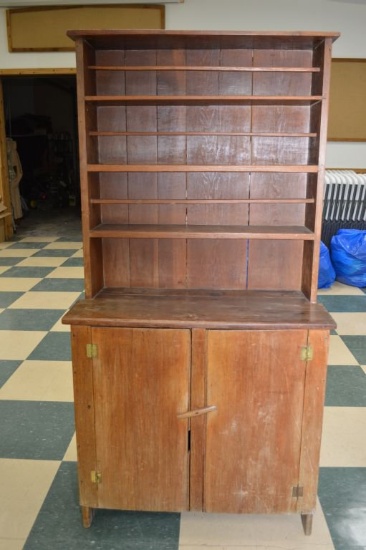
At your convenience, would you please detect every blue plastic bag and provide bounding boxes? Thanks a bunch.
[318,241,336,289]
[330,229,366,287]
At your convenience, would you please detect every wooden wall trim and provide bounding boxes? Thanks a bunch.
[0,68,76,75]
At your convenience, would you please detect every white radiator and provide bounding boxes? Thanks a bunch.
[322,170,366,245]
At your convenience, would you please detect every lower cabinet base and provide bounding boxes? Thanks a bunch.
[64,305,334,540]
[79,505,315,535]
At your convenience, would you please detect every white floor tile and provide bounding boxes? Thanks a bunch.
[320,407,366,467]
[44,242,82,250]
[17,257,68,267]
[8,291,81,309]
[331,312,366,335]
[63,433,77,461]
[0,459,59,540]
[0,330,46,360]
[0,539,25,550]
[318,281,364,296]
[328,335,358,365]
[0,360,73,402]
[179,499,333,548]
[20,237,58,243]
[46,267,84,279]
[0,249,39,257]
[50,317,71,332]
[0,278,41,292]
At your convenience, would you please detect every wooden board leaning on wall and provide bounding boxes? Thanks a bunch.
[6,4,165,52]
[328,59,366,142]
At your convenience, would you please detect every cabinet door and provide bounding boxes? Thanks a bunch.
[205,330,308,514]
[91,327,191,511]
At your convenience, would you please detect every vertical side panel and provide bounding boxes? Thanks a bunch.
[190,328,207,511]
[297,329,330,513]
[70,325,98,508]
[74,39,102,298]
[309,39,334,302]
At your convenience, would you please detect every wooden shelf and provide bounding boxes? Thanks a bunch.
[85,95,324,106]
[89,65,321,73]
[91,198,315,205]
[63,289,336,330]
[89,223,315,240]
[88,164,319,173]
[90,131,318,138]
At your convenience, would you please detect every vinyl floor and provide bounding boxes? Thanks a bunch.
[0,209,365,550]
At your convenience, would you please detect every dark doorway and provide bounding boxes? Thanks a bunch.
[3,74,80,231]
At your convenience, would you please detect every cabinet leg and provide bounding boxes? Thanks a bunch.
[301,512,313,536]
[81,506,94,528]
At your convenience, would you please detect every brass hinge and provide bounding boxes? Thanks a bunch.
[292,485,304,498]
[301,345,313,361]
[91,470,102,484]
[86,343,98,359]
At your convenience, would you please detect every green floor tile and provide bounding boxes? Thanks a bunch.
[7,242,48,249]
[0,266,55,278]
[0,309,62,331]
[341,336,366,364]
[24,462,180,550]
[33,249,79,258]
[318,295,366,313]
[319,467,366,549]
[0,291,23,307]
[31,278,84,292]
[0,257,25,266]
[0,360,22,387]
[28,332,71,361]
[325,366,366,406]
[0,401,75,460]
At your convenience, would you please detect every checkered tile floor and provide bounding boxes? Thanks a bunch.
[0,218,365,549]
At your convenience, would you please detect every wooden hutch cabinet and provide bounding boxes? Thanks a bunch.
[62,30,339,535]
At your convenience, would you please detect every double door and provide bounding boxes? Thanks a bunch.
[71,326,328,525]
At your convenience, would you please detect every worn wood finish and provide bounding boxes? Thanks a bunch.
[205,330,308,513]
[62,289,335,330]
[70,326,98,511]
[189,329,207,511]
[64,30,338,532]
[91,327,191,511]
[298,330,330,513]
[71,29,334,298]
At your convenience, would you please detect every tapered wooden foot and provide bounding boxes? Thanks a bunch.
[301,512,313,536]
[81,505,95,528]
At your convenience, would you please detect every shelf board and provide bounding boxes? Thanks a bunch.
[87,164,319,173]
[62,289,336,330]
[90,131,317,138]
[91,198,315,205]
[89,65,321,73]
[85,95,323,106]
[89,223,315,240]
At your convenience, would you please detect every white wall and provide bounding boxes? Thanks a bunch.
[1,0,366,168]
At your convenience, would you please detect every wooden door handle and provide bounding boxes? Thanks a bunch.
[177,405,217,419]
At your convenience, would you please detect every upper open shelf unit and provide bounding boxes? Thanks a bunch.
[68,30,339,301]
